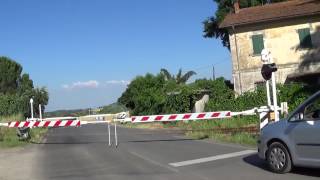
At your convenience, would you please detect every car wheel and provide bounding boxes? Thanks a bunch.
[267,142,292,173]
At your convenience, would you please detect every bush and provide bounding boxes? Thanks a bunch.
[205,82,314,114]
[163,85,196,114]
[118,73,167,115]
[278,83,316,111]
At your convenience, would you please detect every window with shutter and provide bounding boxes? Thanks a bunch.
[252,34,264,55]
[298,28,312,48]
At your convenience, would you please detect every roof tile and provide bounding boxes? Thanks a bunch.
[219,0,320,28]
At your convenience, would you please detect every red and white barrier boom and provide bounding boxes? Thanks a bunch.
[117,109,263,123]
[6,119,81,128]
[115,107,282,130]
[131,111,231,123]
[0,118,115,128]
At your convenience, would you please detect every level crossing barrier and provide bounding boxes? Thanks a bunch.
[0,105,286,147]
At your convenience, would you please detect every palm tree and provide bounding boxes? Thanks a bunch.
[33,87,49,115]
[160,68,196,84]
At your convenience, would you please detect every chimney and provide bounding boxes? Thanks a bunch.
[234,0,240,13]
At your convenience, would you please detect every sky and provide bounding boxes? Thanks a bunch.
[0,0,231,111]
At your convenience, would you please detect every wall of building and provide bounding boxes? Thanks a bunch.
[229,16,320,95]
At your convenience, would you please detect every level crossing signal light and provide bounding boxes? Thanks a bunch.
[260,49,279,121]
[261,63,277,81]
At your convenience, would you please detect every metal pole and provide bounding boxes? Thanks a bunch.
[266,80,271,107]
[271,72,279,121]
[212,65,215,80]
[115,122,118,147]
[108,123,111,146]
[30,98,34,120]
[39,104,42,120]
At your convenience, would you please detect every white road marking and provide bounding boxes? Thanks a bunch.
[169,150,257,167]
[129,151,179,172]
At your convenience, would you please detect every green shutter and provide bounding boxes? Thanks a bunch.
[298,28,312,48]
[252,34,264,55]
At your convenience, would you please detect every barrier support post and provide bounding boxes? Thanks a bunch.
[266,80,271,107]
[30,98,34,120]
[39,104,42,120]
[271,72,279,121]
[115,122,118,147]
[108,123,111,147]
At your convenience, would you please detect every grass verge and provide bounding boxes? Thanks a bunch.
[123,116,259,146]
[176,117,259,146]
[0,114,48,148]
[186,131,257,146]
[122,122,165,129]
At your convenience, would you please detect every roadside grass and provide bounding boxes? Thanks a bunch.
[29,128,48,144]
[123,116,259,146]
[0,114,47,148]
[167,116,259,146]
[172,116,259,129]
[186,131,257,146]
[122,122,165,129]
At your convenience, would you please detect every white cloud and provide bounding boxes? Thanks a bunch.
[106,80,130,85]
[62,80,99,89]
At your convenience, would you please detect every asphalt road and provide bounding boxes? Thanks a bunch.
[4,124,320,180]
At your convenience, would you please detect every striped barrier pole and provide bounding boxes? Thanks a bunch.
[0,119,116,128]
[0,119,81,128]
[131,111,231,123]
[0,119,116,147]
[108,122,111,146]
[115,107,274,131]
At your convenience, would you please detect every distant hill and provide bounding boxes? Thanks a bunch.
[45,103,127,118]
[99,103,127,114]
[45,109,88,118]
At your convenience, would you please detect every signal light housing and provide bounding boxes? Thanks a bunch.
[261,63,277,80]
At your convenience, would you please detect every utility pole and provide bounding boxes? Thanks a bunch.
[212,65,215,80]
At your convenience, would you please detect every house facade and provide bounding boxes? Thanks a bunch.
[220,0,320,95]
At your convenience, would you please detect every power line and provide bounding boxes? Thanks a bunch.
[190,57,230,71]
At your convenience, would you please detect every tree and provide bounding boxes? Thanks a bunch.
[18,73,34,94]
[159,69,173,81]
[0,56,23,94]
[160,68,196,84]
[118,73,166,115]
[203,0,287,49]
[0,57,49,117]
[32,87,49,115]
